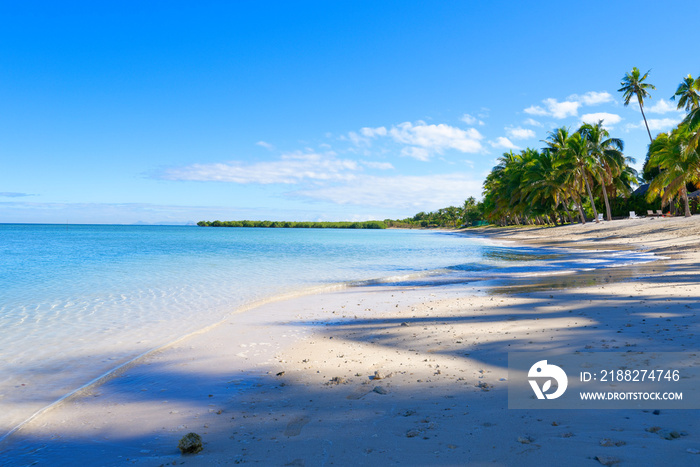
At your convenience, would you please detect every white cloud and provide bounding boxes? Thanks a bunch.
[625,117,684,132]
[292,173,482,209]
[400,146,432,161]
[569,91,614,106]
[524,105,549,116]
[506,126,536,140]
[346,121,485,160]
[346,131,369,146]
[543,98,580,119]
[489,137,519,150]
[461,114,484,126]
[161,153,360,184]
[525,92,612,120]
[256,141,275,150]
[360,126,387,137]
[523,118,542,127]
[0,192,35,197]
[647,98,683,115]
[388,121,484,157]
[361,160,394,170]
[524,98,580,119]
[580,112,622,126]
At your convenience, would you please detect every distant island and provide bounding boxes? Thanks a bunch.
[197,197,487,230]
[197,220,387,229]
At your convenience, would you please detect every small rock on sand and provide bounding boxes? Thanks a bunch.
[406,429,421,438]
[517,435,534,444]
[373,386,388,395]
[178,432,203,454]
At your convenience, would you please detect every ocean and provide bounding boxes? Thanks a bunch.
[0,224,656,437]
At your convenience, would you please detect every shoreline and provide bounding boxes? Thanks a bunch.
[2,217,699,465]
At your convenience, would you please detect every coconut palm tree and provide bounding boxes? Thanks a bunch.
[543,127,592,223]
[563,132,601,223]
[646,125,700,217]
[618,67,656,143]
[522,149,570,225]
[579,121,626,221]
[672,75,700,112]
[673,75,700,157]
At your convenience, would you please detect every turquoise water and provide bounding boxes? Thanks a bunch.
[0,224,655,436]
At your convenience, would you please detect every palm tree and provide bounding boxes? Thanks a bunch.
[618,67,656,143]
[673,74,700,157]
[579,121,626,221]
[672,75,700,112]
[543,127,591,223]
[523,149,570,225]
[646,126,700,217]
[567,133,601,223]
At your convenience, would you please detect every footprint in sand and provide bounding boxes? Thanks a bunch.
[284,416,310,436]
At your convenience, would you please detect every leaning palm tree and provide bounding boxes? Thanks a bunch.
[646,125,700,217]
[618,67,656,143]
[579,121,625,221]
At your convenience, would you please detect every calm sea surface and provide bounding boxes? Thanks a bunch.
[0,224,655,436]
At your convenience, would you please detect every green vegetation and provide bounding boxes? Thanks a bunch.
[199,200,489,231]
[197,220,387,229]
[385,197,486,228]
[645,74,700,217]
[480,69,700,226]
[481,121,637,226]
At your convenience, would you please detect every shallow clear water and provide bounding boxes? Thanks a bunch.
[0,224,655,436]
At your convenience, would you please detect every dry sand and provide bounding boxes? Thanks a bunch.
[2,216,700,466]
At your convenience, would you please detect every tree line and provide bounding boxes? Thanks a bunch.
[385,197,485,228]
[197,220,387,229]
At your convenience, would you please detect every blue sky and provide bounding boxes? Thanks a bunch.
[1,1,697,224]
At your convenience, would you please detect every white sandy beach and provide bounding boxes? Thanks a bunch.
[2,216,700,466]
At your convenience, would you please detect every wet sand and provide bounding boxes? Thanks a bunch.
[2,216,699,466]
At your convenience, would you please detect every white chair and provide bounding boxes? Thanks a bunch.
[597,213,604,221]
[629,211,640,219]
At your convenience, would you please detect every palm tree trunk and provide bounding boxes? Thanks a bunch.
[682,186,692,217]
[601,183,612,221]
[574,195,586,224]
[638,98,653,143]
[583,172,599,223]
